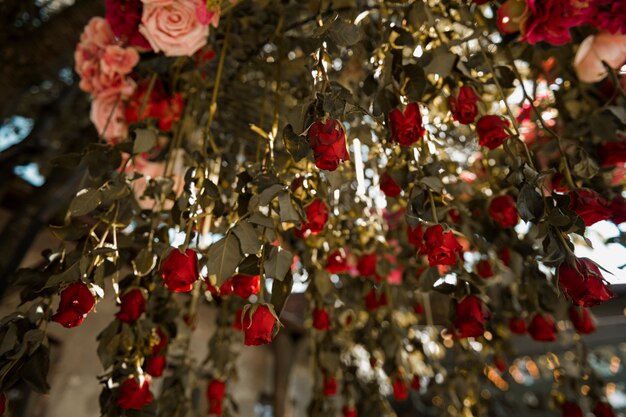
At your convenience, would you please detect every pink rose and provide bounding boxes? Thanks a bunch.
[574,33,626,83]
[139,0,209,57]
[520,0,589,45]
[195,2,220,27]
[101,45,140,75]
[80,17,117,50]
[90,94,128,143]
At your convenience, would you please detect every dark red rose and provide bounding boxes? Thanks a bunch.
[392,377,409,401]
[476,115,510,149]
[488,195,519,228]
[569,306,595,334]
[550,173,569,193]
[389,103,425,146]
[161,248,199,293]
[449,86,480,124]
[568,188,611,226]
[528,313,557,342]
[521,0,589,45]
[116,289,146,323]
[220,274,261,299]
[325,250,349,274]
[476,260,494,279]
[295,199,329,238]
[307,118,350,171]
[497,0,526,33]
[413,303,424,315]
[593,402,616,417]
[380,172,402,197]
[494,355,507,373]
[145,355,166,377]
[499,247,511,267]
[407,223,425,251]
[562,402,584,417]
[343,406,357,417]
[558,258,615,307]
[206,379,226,402]
[117,378,153,410]
[323,375,338,396]
[357,253,377,276]
[209,400,223,416]
[448,209,462,224]
[591,0,626,34]
[232,309,244,330]
[152,327,168,354]
[105,0,151,49]
[125,81,184,132]
[422,225,463,267]
[364,289,388,311]
[473,0,489,4]
[0,393,6,416]
[598,139,626,166]
[312,308,331,331]
[51,282,95,328]
[411,375,421,391]
[508,317,527,334]
[454,295,487,338]
[609,195,626,225]
[242,305,277,346]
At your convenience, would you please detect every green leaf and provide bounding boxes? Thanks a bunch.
[0,324,18,357]
[282,124,311,162]
[258,184,285,206]
[423,47,457,77]
[326,18,361,47]
[43,262,80,290]
[248,212,275,229]
[403,64,426,102]
[21,346,50,393]
[264,246,292,282]
[232,221,261,255]
[517,183,544,222]
[68,188,102,217]
[132,129,157,154]
[277,192,301,223]
[207,234,243,286]
[495,66,516,89]
[271,272,293,316]
[132,249,158,278]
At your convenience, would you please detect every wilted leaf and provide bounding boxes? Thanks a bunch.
[207,234,243,286]
[517,183,544,222]
[132,129,157,154]
[132,249,158,278]
[232,221,261,255]
[68,188,101,217]
[271,272,293,315]
[277,192,301,223]
[21,345,50,393]
[264,246,292,282]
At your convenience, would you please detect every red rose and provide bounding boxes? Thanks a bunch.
[413,303,424,315]
[392,377,409,401]
[591,0,626,34]
[117,378,153,410]
[475,260,494,279]
[569,306,595,334]
[609,195,626,225]
[145,355,166,377]
[364,289,388,311]
[312,308,331,331]
[494,356,507,373]
[568,188,611,226]
[116,288,146,323]
[295,199,329,238]
[152,327,168,354]
[206,379,226,402]
[325,250,349,274]
[105,0,151,49]
[558,258,615,307]
[499,247,511,267]
[380,172,402,197]
[161,248,199,293]
[598,139,626,166]
[125,80,184,132]
[209,401,223,416]
[476,115,510,149]
[323,375,338,396]
[593,402,616,417]
[0,393,6,416]
[448,209,462,224]
[454,295,487,338]
[307,118,350,171]
[562,402,584,417]
[449,86,480,124]
[343,406,357,417]
[521,0,589,45]
[422,225,463,267]
[411,375,421,391]
[51,282,95,328]
[220,274,261,299]
[357,253,377,276]
[497,0,526,33]
[407,223,425,251]
[389,103,424,146]
[473,0,489,4]
[488,195,519,228]
[508,317,527,334]
[528,313,557,342]
[242,305,277,346]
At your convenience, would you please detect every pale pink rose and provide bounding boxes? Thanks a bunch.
[90,94,128,143]
[139,0,209,57]
[80,17,116,50]
[574,32,626,83]
[101,45,140,75]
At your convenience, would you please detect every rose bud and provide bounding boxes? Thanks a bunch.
[380,172,402,197]
[51,281,95,328]
[528,313,557,342]
[161,248,199,292]
[499,247,511,267]
[413,303,424,315]
[569,306,596,334]
[152,327,169,354]
[494,355,507,373]
[488,195,519,228]
[558,258,615,307]
[454,295,487,338]
[389,102,425,146]
[116,288,146,323]
[117,378,153,410]
[497,0,526,33]
[242,305,277,346]
[422,225,463,267]
[323,375,338,396]
[307,118,350,171]
[220,274,260,299]
[508,317,527,335]
[145,355,166,377]
[609,195,626,225]
[476,115,510,149]
[593,402,616,417]
[325,250,349,274]
[357,253,377,277]
[392,377,409,401]
[406,224,425,251]
[343,406,357,417]
[475,260,494,279]
[562,402,584,417]
[411,375,421,391]
[599,139,626,167]
[568,188,611,226]
[209,400,223,416]
[364,289,388,311]
[206,379,226,402]
[312,308,331,331]
[448,209,462,224]
[449,86,480,124]
[295,199,329,238]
